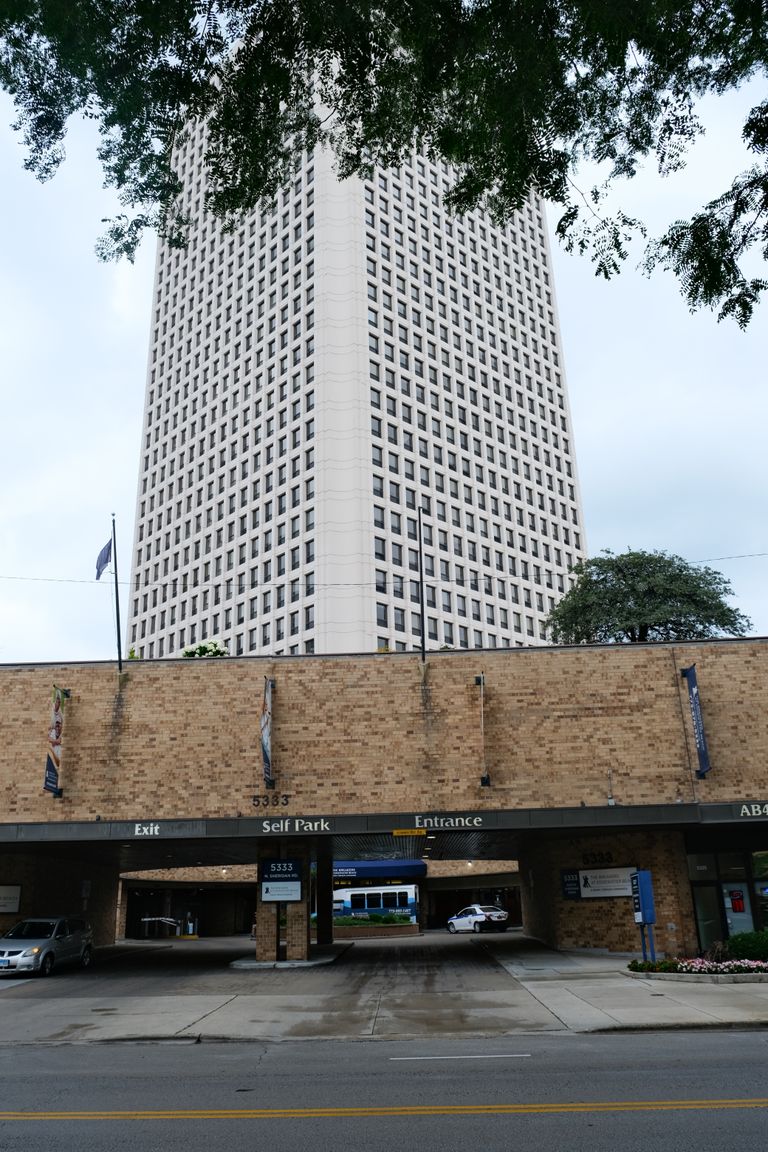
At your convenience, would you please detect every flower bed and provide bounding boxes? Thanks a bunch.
[629,958,768,975]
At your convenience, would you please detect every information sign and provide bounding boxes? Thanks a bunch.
[0,885,21,914]
[260,858,303,903]
[261,880,301,902]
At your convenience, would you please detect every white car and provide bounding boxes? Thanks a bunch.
[447,904,508,933]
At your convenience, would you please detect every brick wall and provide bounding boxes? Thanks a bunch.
[520,830,698,957]
[3,640,767,824]
[0,853,119,944]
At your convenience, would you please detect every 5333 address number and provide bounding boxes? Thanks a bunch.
[252,794,291,807]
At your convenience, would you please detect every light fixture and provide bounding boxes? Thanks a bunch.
[480,772,491,787]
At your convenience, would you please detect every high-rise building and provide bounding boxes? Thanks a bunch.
[128,126,585,659]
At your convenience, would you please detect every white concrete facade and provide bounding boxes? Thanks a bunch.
[128,126,585,658]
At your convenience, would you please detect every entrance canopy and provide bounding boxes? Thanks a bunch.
[0,801,749,872]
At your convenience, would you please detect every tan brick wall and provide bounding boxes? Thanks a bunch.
[3,640,767,824]
[0,853,119,945]
[520,830,698,957]
[427,860,519,879]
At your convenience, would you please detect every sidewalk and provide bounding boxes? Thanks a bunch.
[482,938,768,1033]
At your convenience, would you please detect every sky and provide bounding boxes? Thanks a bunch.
[0,84,766,665]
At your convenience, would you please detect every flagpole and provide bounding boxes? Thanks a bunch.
[111,513,123,672]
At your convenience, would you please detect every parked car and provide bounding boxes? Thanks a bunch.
[0,917,93,976]
[447,904,509,933]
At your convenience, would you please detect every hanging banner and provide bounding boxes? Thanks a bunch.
[260,677,275,788]
[681,665,712,778]
[44,686,69,796]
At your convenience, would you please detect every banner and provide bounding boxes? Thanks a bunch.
[681,665,712,778]
[44,685,69,796]
[260,677,275,788]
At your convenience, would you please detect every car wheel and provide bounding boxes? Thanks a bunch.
[38,953,54,977]
[80,946,93,969]
[447,923,456,933]
[473,922,482,934]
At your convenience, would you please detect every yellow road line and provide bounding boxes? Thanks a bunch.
[1,1099,768,1120]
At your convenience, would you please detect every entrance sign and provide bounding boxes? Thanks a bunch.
[261,859,302,882]
[578,867,635,898]
[561,870,581,900]
[561,867,635,899]
[260,858,302,903]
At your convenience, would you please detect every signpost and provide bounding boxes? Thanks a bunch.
[631,869,657,961]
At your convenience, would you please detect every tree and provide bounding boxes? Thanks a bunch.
[546,549,751,645]
[182,639,228,657]
[1,2,767,323]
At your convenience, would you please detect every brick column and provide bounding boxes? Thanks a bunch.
[286,840,312,961]
[254,844,280,961]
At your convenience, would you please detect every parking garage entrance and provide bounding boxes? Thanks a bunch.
[4,800,768,962]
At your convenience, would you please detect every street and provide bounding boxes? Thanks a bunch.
[2,1032,768,1151]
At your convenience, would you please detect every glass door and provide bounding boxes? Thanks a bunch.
[721,884,754,936]
[692,885,724,953]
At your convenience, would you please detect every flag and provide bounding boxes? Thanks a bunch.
[96,538,112,580]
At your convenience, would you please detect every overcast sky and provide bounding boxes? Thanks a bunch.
[0,84,765,665]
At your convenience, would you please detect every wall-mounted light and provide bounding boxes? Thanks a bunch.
[480,773,492,787]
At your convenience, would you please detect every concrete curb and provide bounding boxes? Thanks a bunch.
[230,943,353,970]
[627,969,768,984]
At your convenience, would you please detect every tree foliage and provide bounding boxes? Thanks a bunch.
[182,639,228,657]
[546,549,751,645]
[1,2,767,322]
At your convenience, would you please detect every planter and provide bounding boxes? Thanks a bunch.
[628,970,768,983]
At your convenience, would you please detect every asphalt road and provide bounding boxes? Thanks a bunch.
[2,1032,768,1151]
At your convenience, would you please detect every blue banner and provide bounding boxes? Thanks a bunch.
[681,665,712,778]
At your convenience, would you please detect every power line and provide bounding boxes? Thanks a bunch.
[693,552,768,564]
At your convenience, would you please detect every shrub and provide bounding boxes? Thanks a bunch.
[723,930,768,962]
[182,639,228,658]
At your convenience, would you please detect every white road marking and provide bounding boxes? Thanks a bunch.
[389,1054,531,1061]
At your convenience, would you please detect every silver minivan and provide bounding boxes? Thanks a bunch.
[0,916,93,976]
